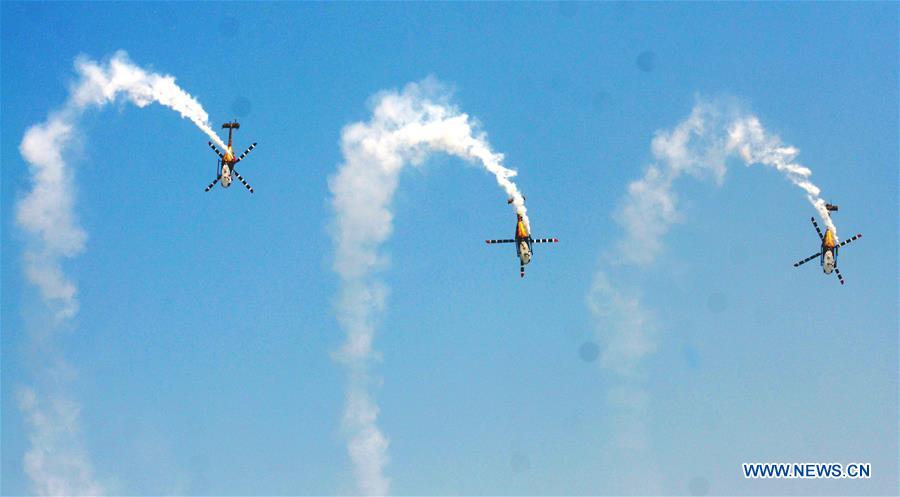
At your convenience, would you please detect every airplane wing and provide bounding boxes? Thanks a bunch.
[793,251,822,267]
[532,238,559,244]
[838,233,862,248]
[486,239,516,244]
[810,217,824,241]
[208,142,224,159]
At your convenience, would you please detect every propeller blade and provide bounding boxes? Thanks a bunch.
[204,175,220,192]
[810,217,824,241]
[236,142,257,163]
[532,237,559,244]
[838,233,862,248]
[793,251,822,267]
[520,262,525,278]
[233,169,254,193]
[834,266,845,285]
[208,141,224,159]
[486,239,516,244]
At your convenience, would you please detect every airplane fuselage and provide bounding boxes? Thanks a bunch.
[218,125,238,189]
[517,238,533,265]
[220,146,235,188]
[485,213,557,277]
[822,250,835,274]
[821,229,837,274]
[515,218,533,265]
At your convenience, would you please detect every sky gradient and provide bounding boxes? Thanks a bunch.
[2,2,897,495]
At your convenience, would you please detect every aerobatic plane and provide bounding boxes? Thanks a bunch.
[793,205,862,285]
[205,120,257,193]
[486,201,558,278]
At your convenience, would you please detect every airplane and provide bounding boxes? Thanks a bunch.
[486,202,558,278]
[205,120,258,193]
[792,210,862,285]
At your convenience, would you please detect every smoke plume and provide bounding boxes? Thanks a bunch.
[16,386,106,496]
[588,97,834,493]
[615,98,836,267]
[15,51,224,494]
[330,79,527,495]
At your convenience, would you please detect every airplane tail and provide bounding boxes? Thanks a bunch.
[222,121,239,146]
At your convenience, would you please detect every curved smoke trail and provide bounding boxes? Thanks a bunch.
[329,79,527,495]
[587,97,836,493]
[614,98,837,268]
[15,51,224,494]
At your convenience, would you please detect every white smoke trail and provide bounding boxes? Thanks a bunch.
[15,51,224,494]
[18,50,226,319]
[70,51,227,150]
[586,272,657,377]
[588,98,834,493]
[615,98,836,267]
[330,79,527,495]
[727,115,835,234]
[16,386,106,496]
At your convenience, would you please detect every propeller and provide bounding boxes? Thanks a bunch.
[810,217,824,241]
[233,169,254,193]
[793,252,822,267]
[838,233,862,248]
[208,141,224,159]
[235,142,257,163]
[834,266,845,285]
[204,175,221,192]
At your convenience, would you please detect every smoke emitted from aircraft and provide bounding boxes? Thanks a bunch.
[330,78,528,495]
[15,51,223,494]
[16,386,107,496]
[18,51,226,318]
[588,98,835,493]
[71,51,228,149]
[616,98,837,266]
[587,271,657,376]
[728,115,836,234]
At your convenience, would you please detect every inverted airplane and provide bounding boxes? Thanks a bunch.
[486,201,558,278]
[205,120,258,193]
[793,209,862,285]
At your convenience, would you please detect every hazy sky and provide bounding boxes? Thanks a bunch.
[2,2,897,495]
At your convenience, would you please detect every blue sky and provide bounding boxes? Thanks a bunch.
[2,2,897,495]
